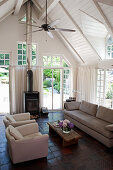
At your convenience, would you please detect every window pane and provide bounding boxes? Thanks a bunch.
[112,53,113,58]
[5,54,9,59]
[32,50,36,55]
[23,55,26,60]
[18,55,22,60]
[32,44,36,51]
[23,61,26,65]
[5,60,9,65]
[62,59,69,67]
[18,61,22,65]
[18,50,22,54]
[0,54,4,59]
[23,50,26,55]
[0,60,4,65]
[23,44,26,49]
[43,56,48,66]
[18,44,22,49]
[52,56,60,66]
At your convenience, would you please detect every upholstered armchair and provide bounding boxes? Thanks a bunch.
[3,113,36,128]
[5,123,49,164]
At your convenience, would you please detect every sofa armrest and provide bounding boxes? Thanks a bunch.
[3,117,10,128]
[13,113,30,121]
[11,119,36,128]
[16,122,38,136]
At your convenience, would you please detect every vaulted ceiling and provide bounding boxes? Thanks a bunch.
[0,0,113,65]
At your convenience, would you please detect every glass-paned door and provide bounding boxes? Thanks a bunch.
[43,69,62,110]
[63,69,71,101]
[0,67,9,113]
[105,69,113,108]
[43,69,52,109]
[53,69,61,109]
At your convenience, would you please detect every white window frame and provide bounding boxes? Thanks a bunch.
[0,51,10,66]
[17,42,38,66]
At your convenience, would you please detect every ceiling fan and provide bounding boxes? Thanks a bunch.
[25,0,76,38]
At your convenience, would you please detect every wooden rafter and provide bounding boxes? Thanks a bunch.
[14,0,24,15]
[26,1,32,69]
[59,2,102,60]
[0,0,8,6]
[95,0,113,7]
[59,33,85,64]
[47,17,85,63]
[32,0,42,11]
[0,9,15,23]
[38,0,61,20]
[0,0,28,23]
[92,0,113,38]
[79,9,104,25]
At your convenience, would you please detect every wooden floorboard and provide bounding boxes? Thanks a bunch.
[0,112,113,170]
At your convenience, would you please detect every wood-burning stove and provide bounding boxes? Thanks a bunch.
[24,91,39,116]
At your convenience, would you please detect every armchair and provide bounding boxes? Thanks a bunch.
[3,112,36,128]
[5,123,49,164]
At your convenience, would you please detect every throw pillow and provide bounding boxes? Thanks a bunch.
[105,124,113,131]
[6,115,16,123]
[9,125,24,140]
[64,101,80,111]
[79,100,98,116]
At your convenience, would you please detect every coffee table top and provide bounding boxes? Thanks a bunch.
[47,122,81,142]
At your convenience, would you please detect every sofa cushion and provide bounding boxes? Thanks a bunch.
[79,100,98,116]
[105,124,113,131]
[6,115,16,123]
[64,110,113,139]
[64,101,80,111]
[9,125,24,140]
[96,106,113,123]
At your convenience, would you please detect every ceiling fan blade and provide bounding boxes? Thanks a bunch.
[49,20,60,27]
[20,23,41,28]
[24,29,43,35]
[47,31,54,39]
[52,28,76,32]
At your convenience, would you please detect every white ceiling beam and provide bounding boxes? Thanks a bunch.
[32,0,42,12]
[47,17,85,64]
[95,0,113,7]
[59,33,85,64]
[14,0,24,15]
[79,9,104,25]
[38,0,60,20]
[0,0,8,6]
[0,9,15,23]
[92,0,113,38]
[59,2,102,61]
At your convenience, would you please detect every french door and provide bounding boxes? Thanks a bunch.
[43,69,62,110]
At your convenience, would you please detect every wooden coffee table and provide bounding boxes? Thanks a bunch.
[47,122,81,147]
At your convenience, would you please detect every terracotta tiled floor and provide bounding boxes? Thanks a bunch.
[0,112,113,170]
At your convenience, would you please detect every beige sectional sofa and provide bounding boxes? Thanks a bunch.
[64,100,113,148]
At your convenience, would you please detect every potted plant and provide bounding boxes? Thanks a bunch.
[59,119,74,133]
